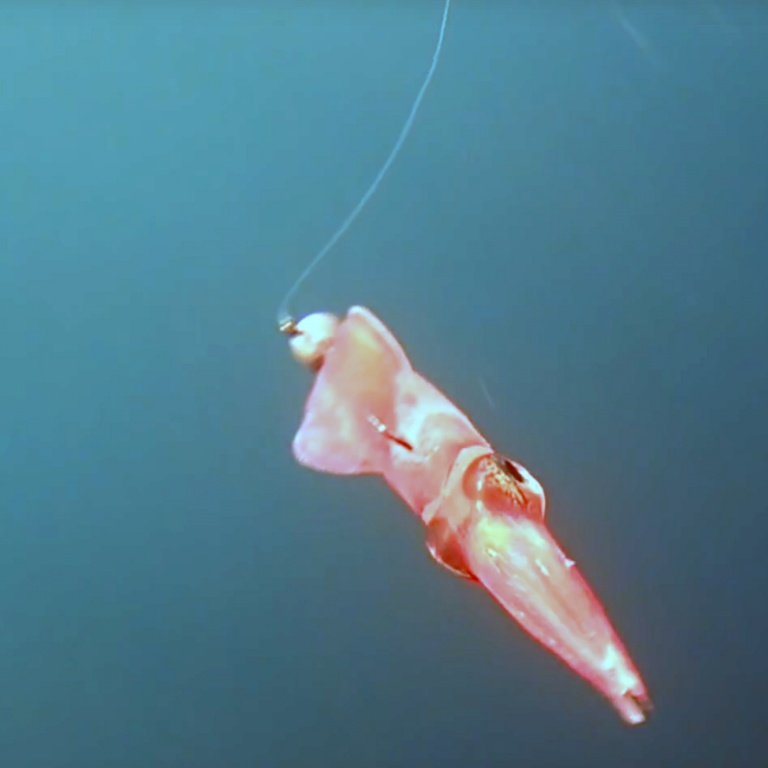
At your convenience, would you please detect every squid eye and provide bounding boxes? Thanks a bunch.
[502,458,525,484]
[462,453,529,513]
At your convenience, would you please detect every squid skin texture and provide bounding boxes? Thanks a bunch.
[290,306,652,725]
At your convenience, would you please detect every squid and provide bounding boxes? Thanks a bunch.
[282,306,652,725]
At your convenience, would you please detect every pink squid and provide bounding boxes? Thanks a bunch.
[283,305,651,725]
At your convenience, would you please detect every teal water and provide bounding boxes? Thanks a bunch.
[2,3,767,766]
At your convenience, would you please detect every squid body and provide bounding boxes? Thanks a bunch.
[285,306,651,725]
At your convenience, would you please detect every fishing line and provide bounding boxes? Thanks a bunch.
[277,0,453,330]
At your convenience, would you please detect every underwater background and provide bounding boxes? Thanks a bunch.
[2,2,767,766]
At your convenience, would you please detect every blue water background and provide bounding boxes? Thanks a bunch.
[2,3,767,766]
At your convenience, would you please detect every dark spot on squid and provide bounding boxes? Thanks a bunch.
[501,457,525,483]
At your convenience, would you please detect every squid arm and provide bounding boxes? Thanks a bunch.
[284,306,651,725]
